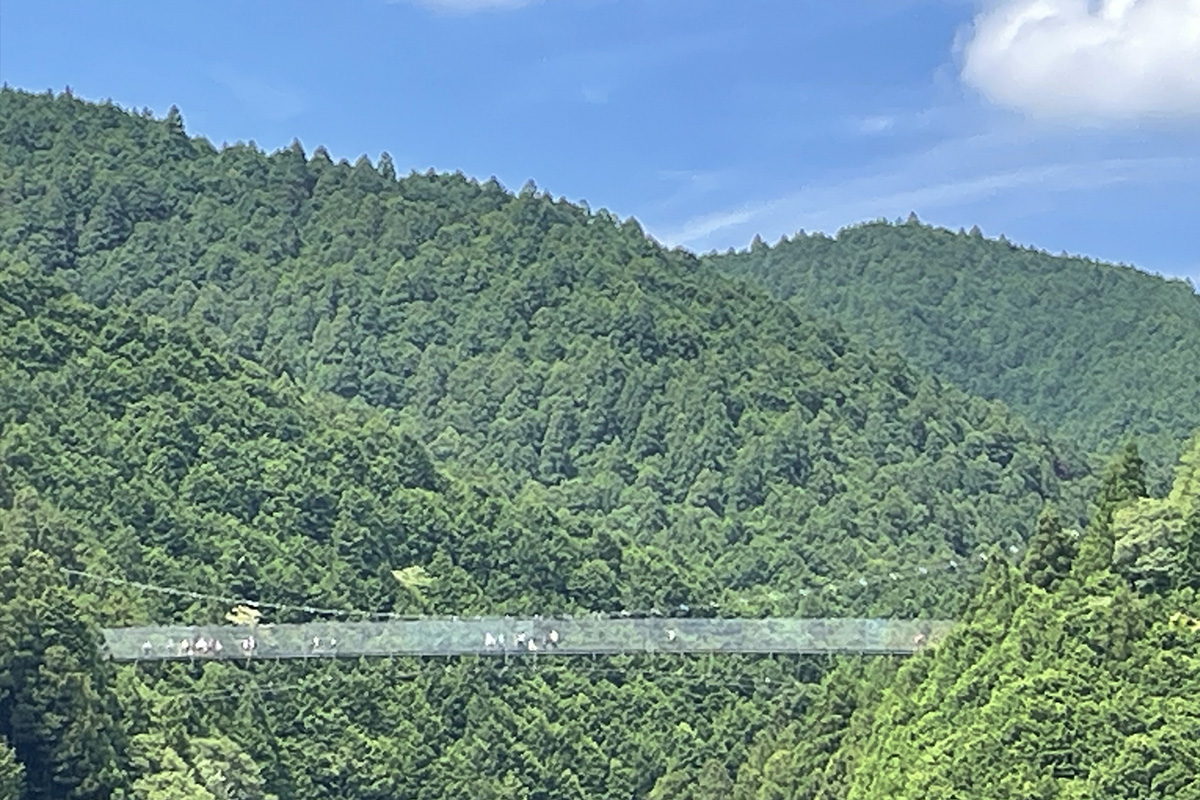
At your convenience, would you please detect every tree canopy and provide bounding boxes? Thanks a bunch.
[0,87,1090,619]
[711,221,1200,490]
[2,87,1196,799]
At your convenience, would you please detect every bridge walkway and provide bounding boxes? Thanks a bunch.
[102,617,955,661]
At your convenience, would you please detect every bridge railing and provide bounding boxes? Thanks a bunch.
[102,617,956,661]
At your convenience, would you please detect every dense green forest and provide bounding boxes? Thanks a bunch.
[734,439,1200,799]
[711,221,1200,490]
[2,87,1198,798]
[0,88,1089,616]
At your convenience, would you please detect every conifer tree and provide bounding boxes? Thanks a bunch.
[1097,441,1148,525]
[0,462,12,511]
[1179,506,1200,591]
[1075,442,1148,578]
[962,547,1022,630]
[377,151,396,182]
[1021,504,1077,590]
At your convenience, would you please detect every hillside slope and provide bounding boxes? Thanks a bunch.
[711,221,1200,488]
[4,87,1196,800]
[0,89,1091,619]
[0,259,818,800]
[725,437,1200,800]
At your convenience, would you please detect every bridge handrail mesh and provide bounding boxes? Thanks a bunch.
[103,617,956,661]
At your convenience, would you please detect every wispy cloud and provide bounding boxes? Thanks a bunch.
[661,206,758,247]
[581,86,610,105]
[641,169,745,225]
[389,0,542,13]
[800,157,1197,225]
[856,115,897,135]
[502,30,744,107]
[654,123,1200,249]
[960,0,1200,122]
[655,168,733,197]
[837,105,970,141]
[210,66,306,121]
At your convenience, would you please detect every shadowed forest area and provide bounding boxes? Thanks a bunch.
[3,88,1200,799]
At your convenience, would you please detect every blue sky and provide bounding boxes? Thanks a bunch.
[3,0,1198,281]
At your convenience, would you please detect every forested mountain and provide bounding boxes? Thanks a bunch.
[1,87,1191,800]
[0,87,1089,619]
[2,260,844,799]
[711,221,1200,489]
[733,438,1200,799]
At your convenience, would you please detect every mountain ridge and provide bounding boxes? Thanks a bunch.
[710,218,1200,489]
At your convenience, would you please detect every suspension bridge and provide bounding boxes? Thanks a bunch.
[101,616,955,661]
[71,556,976,663]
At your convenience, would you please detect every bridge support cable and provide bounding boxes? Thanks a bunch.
[65,549,994,626]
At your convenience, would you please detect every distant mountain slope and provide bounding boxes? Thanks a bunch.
[710,221,1200,488]
[0,88,1091,618]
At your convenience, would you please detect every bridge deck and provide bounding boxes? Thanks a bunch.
[102,617,955,661]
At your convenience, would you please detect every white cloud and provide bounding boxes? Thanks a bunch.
[391,0,540,13]
[960,0,1200,121]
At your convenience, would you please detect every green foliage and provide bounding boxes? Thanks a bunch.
[0,258,458,622]
[391,565,435,605]
[1075,441,1150,580]
[1098,441,1150,525]
[2,86,1194,799]
[127,733,275,800]
[0,259,816,798]
[1021,504,1076,591]
[712,222,1200,489]
[1109,435,1200,593]
[0,533,124,800]
[727,437,1200,800]
[0,87,1090,621]
[0,739,23,800]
